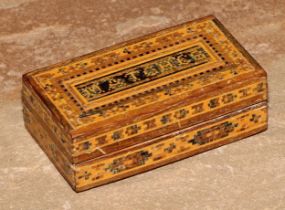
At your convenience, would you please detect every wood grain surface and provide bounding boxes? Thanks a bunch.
[22,15,268,192]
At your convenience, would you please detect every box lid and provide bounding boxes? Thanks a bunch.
[23,15,267,161]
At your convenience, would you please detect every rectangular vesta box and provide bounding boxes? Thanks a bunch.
[22,15,268,192]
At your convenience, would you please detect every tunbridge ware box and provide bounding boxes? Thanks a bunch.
[22,15,268,192]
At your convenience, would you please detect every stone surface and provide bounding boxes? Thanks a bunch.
[0,0,285,209]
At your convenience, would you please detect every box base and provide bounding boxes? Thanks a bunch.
[23,102,267,192]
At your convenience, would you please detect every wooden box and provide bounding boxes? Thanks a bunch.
[22,15,268,192]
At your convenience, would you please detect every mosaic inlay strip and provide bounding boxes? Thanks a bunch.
[75,45,211,101]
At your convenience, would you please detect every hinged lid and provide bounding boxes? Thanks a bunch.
[23,15,267,160]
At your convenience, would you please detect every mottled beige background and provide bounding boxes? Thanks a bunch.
[0,0,285,209]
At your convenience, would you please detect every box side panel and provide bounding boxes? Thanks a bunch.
[22,79,74,162]
[23,103,76,190]
[74,102,267,192]
[72,70,268,162]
